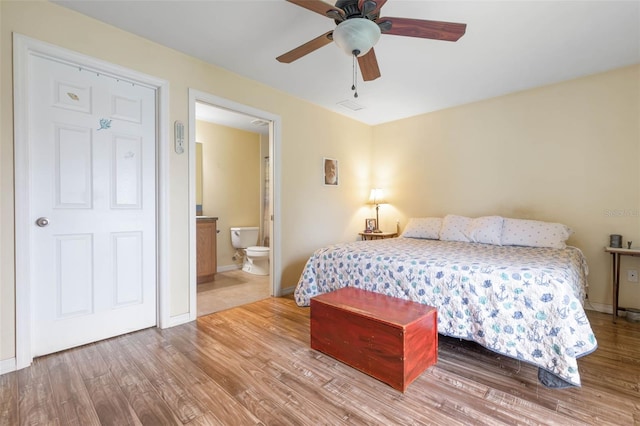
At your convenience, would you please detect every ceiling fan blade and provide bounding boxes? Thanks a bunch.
[276,31,334,63]
[378,17,466,41]
[358,0,387,18]
[287,0,345,19]
[358,49,381,81]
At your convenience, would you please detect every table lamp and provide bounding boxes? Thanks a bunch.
[367,188,387,233]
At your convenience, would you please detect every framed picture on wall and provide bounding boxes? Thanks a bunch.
[323,157,338,186]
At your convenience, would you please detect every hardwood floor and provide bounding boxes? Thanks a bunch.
[2,298,638,425]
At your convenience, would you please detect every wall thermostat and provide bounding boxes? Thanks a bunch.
[174,120,184,154]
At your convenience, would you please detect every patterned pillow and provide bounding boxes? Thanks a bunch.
[440,214,503,245]
[467,215,504,245]
[439,215,472,242]
[501,218,573,249]
[401,217,442,239]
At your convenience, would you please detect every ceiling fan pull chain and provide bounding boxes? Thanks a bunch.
[352,51,359,98]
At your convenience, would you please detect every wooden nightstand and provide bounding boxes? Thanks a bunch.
[359,232,398,241]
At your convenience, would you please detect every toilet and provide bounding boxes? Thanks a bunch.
[230,226,270,275]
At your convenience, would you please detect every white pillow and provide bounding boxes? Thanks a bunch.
[401,217,442,240]
[501,218,573,249]
[439,214,503,245]
[467,216,504,245]
[439,215,472,242]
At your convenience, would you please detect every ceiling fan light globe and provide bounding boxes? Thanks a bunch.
[333,18,381,57]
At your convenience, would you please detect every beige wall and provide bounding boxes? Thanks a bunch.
[196,120,261,269]
[0,2,372,362]
[372,64,640,309]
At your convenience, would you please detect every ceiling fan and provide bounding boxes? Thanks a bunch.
[276,0,467,82]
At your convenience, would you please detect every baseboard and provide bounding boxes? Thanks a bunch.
[165,312,192,328]
[0,357,17,375]
[280,286,295,295]
[217,264,241,273]
[587,301,638,320]
[584,301,612,314]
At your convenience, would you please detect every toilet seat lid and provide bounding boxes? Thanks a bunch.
[247,246,269,252]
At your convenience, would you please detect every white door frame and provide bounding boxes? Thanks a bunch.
[188,89,282,320]
[13,33,171,370]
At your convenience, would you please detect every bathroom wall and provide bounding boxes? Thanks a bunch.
[196,120,261,270]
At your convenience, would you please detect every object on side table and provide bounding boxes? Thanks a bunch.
[610,234,622,248]
[364,218,376,232]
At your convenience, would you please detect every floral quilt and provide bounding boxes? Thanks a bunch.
[295,237,597,387]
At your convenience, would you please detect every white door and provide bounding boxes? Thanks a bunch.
[29,55,157,357]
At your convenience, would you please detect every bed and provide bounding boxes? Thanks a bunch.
[294,215,598,388]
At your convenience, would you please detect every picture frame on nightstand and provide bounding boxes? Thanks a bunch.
[364,218,376,233]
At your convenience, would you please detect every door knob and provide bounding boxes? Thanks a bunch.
[35,217,50,227]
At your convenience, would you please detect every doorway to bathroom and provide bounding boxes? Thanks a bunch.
[188,90,281,319]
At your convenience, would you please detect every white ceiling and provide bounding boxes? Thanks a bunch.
[54,0,640,126]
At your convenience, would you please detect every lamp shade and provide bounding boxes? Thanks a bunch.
[333,18,381,57]
[368,188,387,205]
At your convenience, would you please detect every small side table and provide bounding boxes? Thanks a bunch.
[359,232,398,241]
[604,246,640,323]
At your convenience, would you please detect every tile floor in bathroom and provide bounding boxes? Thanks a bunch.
[197,269,271,317]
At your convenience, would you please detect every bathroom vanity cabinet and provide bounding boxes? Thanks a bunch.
[197,217,218,283]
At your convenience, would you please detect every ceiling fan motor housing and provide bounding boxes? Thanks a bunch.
[335,0,378,20]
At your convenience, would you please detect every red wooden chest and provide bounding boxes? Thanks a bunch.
[310,287,438,392]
